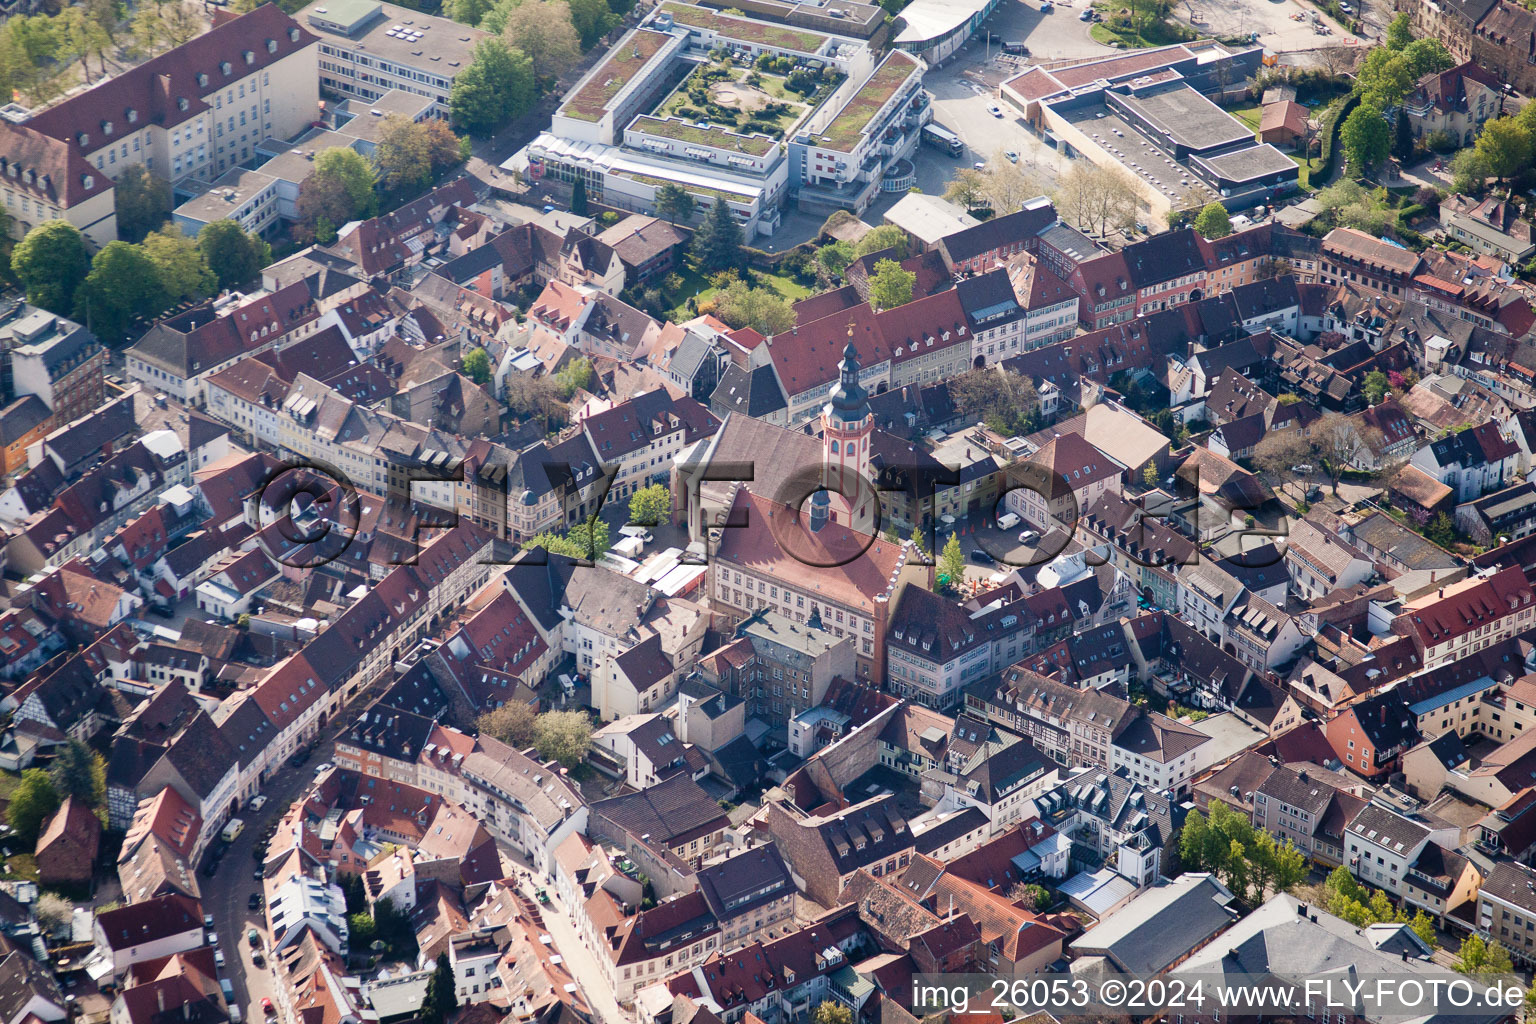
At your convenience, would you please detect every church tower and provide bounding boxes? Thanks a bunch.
[820,325,876,536]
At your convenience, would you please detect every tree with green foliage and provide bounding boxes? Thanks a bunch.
[1455,932,1514,977]
[812,1003,854,1024]
[478,703,538,746]
[692,200,745,271]
[1424,511,1457,548]
[115,164,173,244]
[1363,369,1391,405]
[533,710,593,767]
[654,183,696,225]
[1451,147,1493,195]
[868,258,915,310]
[552,356,595,399]
[1393,109,1415,164]
[197,220,270,292]
[816,240,855,279]
[143,225,217,305]
[1386,11,1414,50]
[462,348,492,386]
[1341,103,1392,174]
[571,177,589,216]
[525,516,610,560]
[49,738,106,808]
[938,533,966,589]
[1179,801,1306,904]
[375,115,439,193]
[75,241,167,342]
[943,167,988,213]
[450,38,535,136]
[11,220,90,315]
[1409,909,1437,947]
[314,147,379,219]
[569,0,619,48]
[948,367,1039,436]
[709,279,795,336]
[6,768,59,841]
[421,953,459,1024]
[1192,202,1231,239]
[629,483,670,526]
[444,0,495,26]
[1474,115,1535,185]
[500,0,581,86]
[854,224,909,261]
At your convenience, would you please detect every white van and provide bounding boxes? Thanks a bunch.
[221,818,245,843]
[248,795,268,812]
[996,512,1021,531]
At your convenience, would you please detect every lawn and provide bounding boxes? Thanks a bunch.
[1223,104,1321,189]
[1228,105,1262,133]
[1088,6,1196,48]
[1289,152,1324,191]
[666,261,812,322]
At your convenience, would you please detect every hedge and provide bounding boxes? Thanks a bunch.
[1317,92,1361,184]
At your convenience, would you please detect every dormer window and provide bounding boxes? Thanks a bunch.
[289,27,299,40]
[266,38,277,52]
[127,108,138,124]
[77,132,89,147]
[102,120,113,136]
[178,97,189,110]
[243,50,254,64]
[221,61,232,75]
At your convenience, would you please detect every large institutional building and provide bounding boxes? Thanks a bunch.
[0,4,320,247]
[512,4,930,237]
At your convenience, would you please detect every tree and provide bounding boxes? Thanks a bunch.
[376,116,436,193]
[1424,510,1457,548]
[197,220,270,291]
[501,0,581,86]
[1142,462,1159,490]
[7,769,59,840]
[1387,11,1414,49]
[1313,411,1378,491]
[450,38,535,136]
[1363,369,1391,405]
[533,710,593,767]
[692,200,745,271]
[1451,147,1493,195]
[11,220,90,315]
[938,533,965,589]
[477,703,537,746]
[943,167,988,212]
[296,174,354,244]
[571,177,589,216]
[462,348,492,385]
[981,152,1047,216]
[569,0,619,48]
[76,241,167,342]
[1408,910,1437,947]
[445,0,495,26]
[1473,115,1535,184]
[1192,202,1231,239]
[654,184,696,225]
[60,6,111,82]
[629,483,670,526]
[1392,107,1416,166]
[949,367,1039,436]
[1253,431,1311,497]
[142,225,216,304]
[422,120,466,173]
[1455,933,1514,977]
[854,224,909,261]
[313,147,378,218]
[709,279,796,336]
[505,373,563,426]
[35,892,72,935]
[868,258,914,310]
[817,240,854,279]
[421,953,460,1024]
[812,1003,854,1024]
[552,356,595,399]
[115,163,173,243]
[1341,103,1392,174]
[1055,162,1138,238]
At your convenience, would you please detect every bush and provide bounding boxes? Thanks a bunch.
[1317,92,1360,182]
[1424,128,1458,153]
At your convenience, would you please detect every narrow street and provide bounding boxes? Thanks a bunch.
[498,841,632,1023]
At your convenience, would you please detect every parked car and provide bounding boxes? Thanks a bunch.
[248,795,268,812]
[1079,8,1092,18]
[254,865,265,881]
[248,893,264,911]
[1018,529,1040,545]
[214,949,226,969]
[262,1000,276,1017]
[252,953,265,968]
[287,746,311,768]
[969,548,996,564]
[1005,150,1018,162]
[987,103,1004,117]
[202,855,222,877]
[248,929,262,948]
[313,762,334,776]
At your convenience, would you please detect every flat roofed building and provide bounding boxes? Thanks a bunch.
[297,0,488,116]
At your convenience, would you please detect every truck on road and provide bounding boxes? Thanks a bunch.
[922,123,963,156]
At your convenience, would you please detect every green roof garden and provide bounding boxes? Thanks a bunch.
[562,29,673,122]
[628,116,777,156]
[812,51,917,153]
[660,2,827,54]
